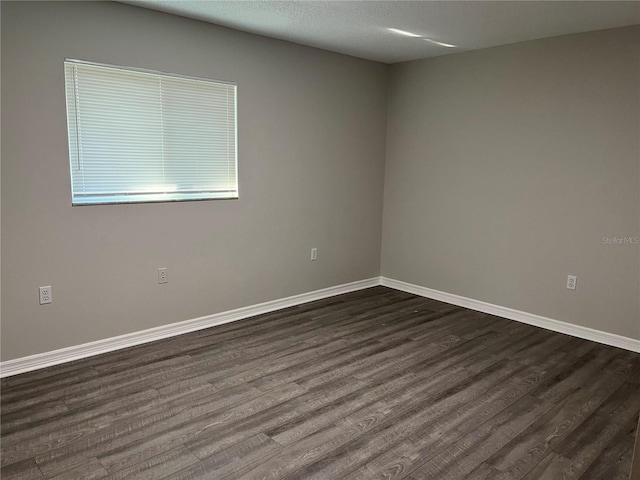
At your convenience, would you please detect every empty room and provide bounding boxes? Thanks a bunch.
[1,1,639,479]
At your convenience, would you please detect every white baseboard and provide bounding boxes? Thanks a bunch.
[3,275,637,377]
[380,276,640,353]
[0,277,380,378]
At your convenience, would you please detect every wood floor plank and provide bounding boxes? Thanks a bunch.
[223,366,481,478]
[47,457,108,480]
[0,458,44,480]
[2,389,158,446]
[2,357,190,412]
[267,345,481,447]
[1,286,638,480]
[297,312,503,389]
[529,345,621,404]
[185,376,370,459]
[205,338,392,393]
[527,381,640,480]
[340,341,581,480]
[483,354,640,480]
[405,394,554,480]
[266,368,469,447]
[151,299,436,395]
[578,415,639,480]
[103,446,199,480]
[168,434,281,480]
[463,463,504,480]
[95,383,306,473]
[237,344,522,479]
[295,341,579,480]
[0,367,101,405]
[1,400,70,435]
[301,300,450,346]
[519,453,570,480]
[31,383,265,476]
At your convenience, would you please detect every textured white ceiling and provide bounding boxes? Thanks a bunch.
[121,1,640,64]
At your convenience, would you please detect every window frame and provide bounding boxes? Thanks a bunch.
[64,59,239,206]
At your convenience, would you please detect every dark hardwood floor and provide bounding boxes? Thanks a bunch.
[1,286,639,480]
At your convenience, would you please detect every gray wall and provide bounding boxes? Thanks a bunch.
[382,26,640,340]
[1,1,388,360]
[3,2,638,362]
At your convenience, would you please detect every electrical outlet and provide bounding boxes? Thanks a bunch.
[158,267,168,284]
[311,248,318,261]
[39,286,52,304]
[566,275,577,290]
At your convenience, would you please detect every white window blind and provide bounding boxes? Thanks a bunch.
[64,60,238,205]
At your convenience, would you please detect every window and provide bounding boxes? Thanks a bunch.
[64,60,238,205]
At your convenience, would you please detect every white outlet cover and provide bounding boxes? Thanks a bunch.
[39,286,53,304]
[158,268,168,284]
[566,275,577,290]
